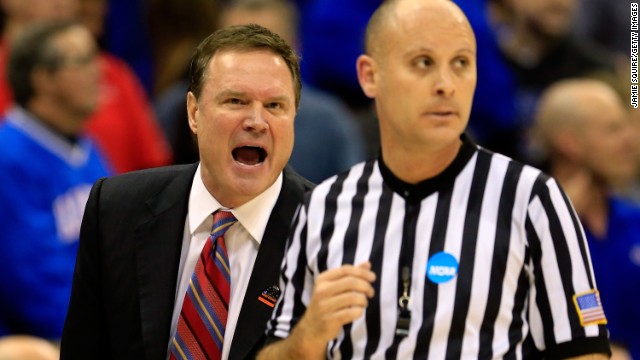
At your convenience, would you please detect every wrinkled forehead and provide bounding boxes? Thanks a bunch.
[206,47,288,75]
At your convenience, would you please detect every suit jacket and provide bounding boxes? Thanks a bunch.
[60,163,314,360]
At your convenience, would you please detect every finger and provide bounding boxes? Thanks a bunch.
[297,299,368,343]
[317,264,376,283]
[327,305,368,327]
[315,275,375,299]
[306,292,370,331]
[319,290,370,312]
[355,262,377,284]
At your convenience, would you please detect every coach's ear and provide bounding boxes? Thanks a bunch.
[187,91,199,135]
[357,54,378,99]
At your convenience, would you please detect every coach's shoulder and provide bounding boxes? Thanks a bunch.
[98,163,198,200]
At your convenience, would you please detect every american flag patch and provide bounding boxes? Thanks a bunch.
[572,290,607,326]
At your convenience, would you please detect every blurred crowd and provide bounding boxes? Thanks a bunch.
[0,0,638,359]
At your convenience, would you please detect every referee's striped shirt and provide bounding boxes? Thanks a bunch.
[266,135,610,359]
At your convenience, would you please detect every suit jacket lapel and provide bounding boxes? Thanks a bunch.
[135,164,198,360]
[229,167,312,359]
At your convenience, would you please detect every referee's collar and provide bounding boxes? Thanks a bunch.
[378,133,477,203]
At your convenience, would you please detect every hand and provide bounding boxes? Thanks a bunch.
[293,261,376,352]
[0,336,60,360]
[257,262,377,360]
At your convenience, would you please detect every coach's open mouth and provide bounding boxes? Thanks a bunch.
[232,146,267,166]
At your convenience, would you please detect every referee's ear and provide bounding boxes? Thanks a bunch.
[357,54,378,99]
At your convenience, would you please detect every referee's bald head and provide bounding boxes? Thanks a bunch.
[364,0,475,59]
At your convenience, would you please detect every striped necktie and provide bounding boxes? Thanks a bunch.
[170,210,237,360]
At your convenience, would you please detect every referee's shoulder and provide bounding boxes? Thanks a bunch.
[310,159,372,192]
[479,146,548,184]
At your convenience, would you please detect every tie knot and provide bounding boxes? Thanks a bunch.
[211,210,237,239]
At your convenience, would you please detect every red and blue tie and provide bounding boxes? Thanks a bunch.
[170,210,236,360]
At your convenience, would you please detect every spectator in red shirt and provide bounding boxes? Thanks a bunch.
[0,0,172,173]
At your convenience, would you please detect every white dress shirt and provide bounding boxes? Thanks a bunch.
[167,164,283,360]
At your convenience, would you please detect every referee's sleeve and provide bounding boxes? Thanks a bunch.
[266,201,312,339]
[525,175,610,359]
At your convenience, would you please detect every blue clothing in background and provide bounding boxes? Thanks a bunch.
[585,197,640,360]
[296,0,382,108]
[453,0,519,159]
[289,85,367,183]
[104,0,154,96]
[0,108,111,339]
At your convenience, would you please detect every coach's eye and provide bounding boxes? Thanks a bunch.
[266,102,282,110]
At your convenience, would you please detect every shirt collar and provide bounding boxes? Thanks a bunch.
[7,106,92,167]
[188,164,283,244]
[378,133,477,203]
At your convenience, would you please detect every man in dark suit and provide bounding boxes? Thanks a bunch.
[60,24,314,360]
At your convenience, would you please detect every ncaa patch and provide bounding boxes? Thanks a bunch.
[572,290,607,326]
[426,251,459,284]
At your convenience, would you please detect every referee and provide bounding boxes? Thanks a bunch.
[258,0,611,359]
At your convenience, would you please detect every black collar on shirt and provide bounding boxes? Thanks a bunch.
[377,133,477,204]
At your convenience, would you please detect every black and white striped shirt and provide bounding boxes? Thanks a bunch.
[266,136,610,359]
